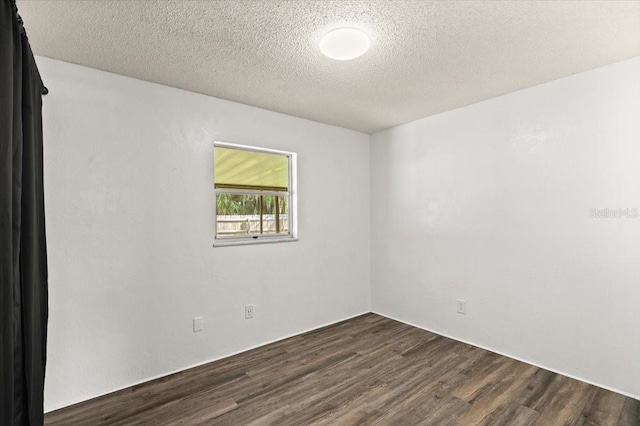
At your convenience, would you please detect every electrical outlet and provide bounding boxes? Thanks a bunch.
[193,316,203,332]
[245,304,254,319]
[456,299,467,315]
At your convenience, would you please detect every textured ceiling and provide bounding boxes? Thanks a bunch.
[17,0,640,133]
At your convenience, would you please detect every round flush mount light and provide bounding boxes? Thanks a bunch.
[319,28,370,61]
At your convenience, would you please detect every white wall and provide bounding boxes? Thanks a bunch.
[371,57,640,398]
[39,57,371,412]
[40,53,639,411]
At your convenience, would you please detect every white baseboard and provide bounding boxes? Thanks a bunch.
[372,310,640,402]
[47,308,638,413]
[45,310,371,413]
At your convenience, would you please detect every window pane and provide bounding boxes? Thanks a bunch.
[214,147,289,191]
[216,194,261,236]
[278,196,289,233]
[216,194,289,237]
[261,195,289,235]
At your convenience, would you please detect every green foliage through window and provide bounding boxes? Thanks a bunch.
[216,194,287,216]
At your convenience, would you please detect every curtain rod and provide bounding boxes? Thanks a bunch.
[10,0,49,95]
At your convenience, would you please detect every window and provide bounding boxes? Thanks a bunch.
[213,142,297,246]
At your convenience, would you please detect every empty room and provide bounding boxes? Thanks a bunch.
[2,0,639,425]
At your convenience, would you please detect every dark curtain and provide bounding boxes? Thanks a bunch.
[1,0,49,425]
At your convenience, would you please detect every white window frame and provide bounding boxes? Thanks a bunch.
[213,141,298,247]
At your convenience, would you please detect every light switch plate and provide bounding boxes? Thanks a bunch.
[193,316,203,332]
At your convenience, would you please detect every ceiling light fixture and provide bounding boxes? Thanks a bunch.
[319,28,370,61]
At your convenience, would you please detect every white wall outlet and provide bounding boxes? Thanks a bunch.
[245,304,254,319]
[456,299,467,315]
[193,316,203,332]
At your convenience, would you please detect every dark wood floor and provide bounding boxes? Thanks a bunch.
[46,313,640,425]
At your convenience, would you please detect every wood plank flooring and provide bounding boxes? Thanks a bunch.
[45,313,640,425]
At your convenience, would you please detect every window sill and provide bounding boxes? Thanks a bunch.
[212,236,299,247]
